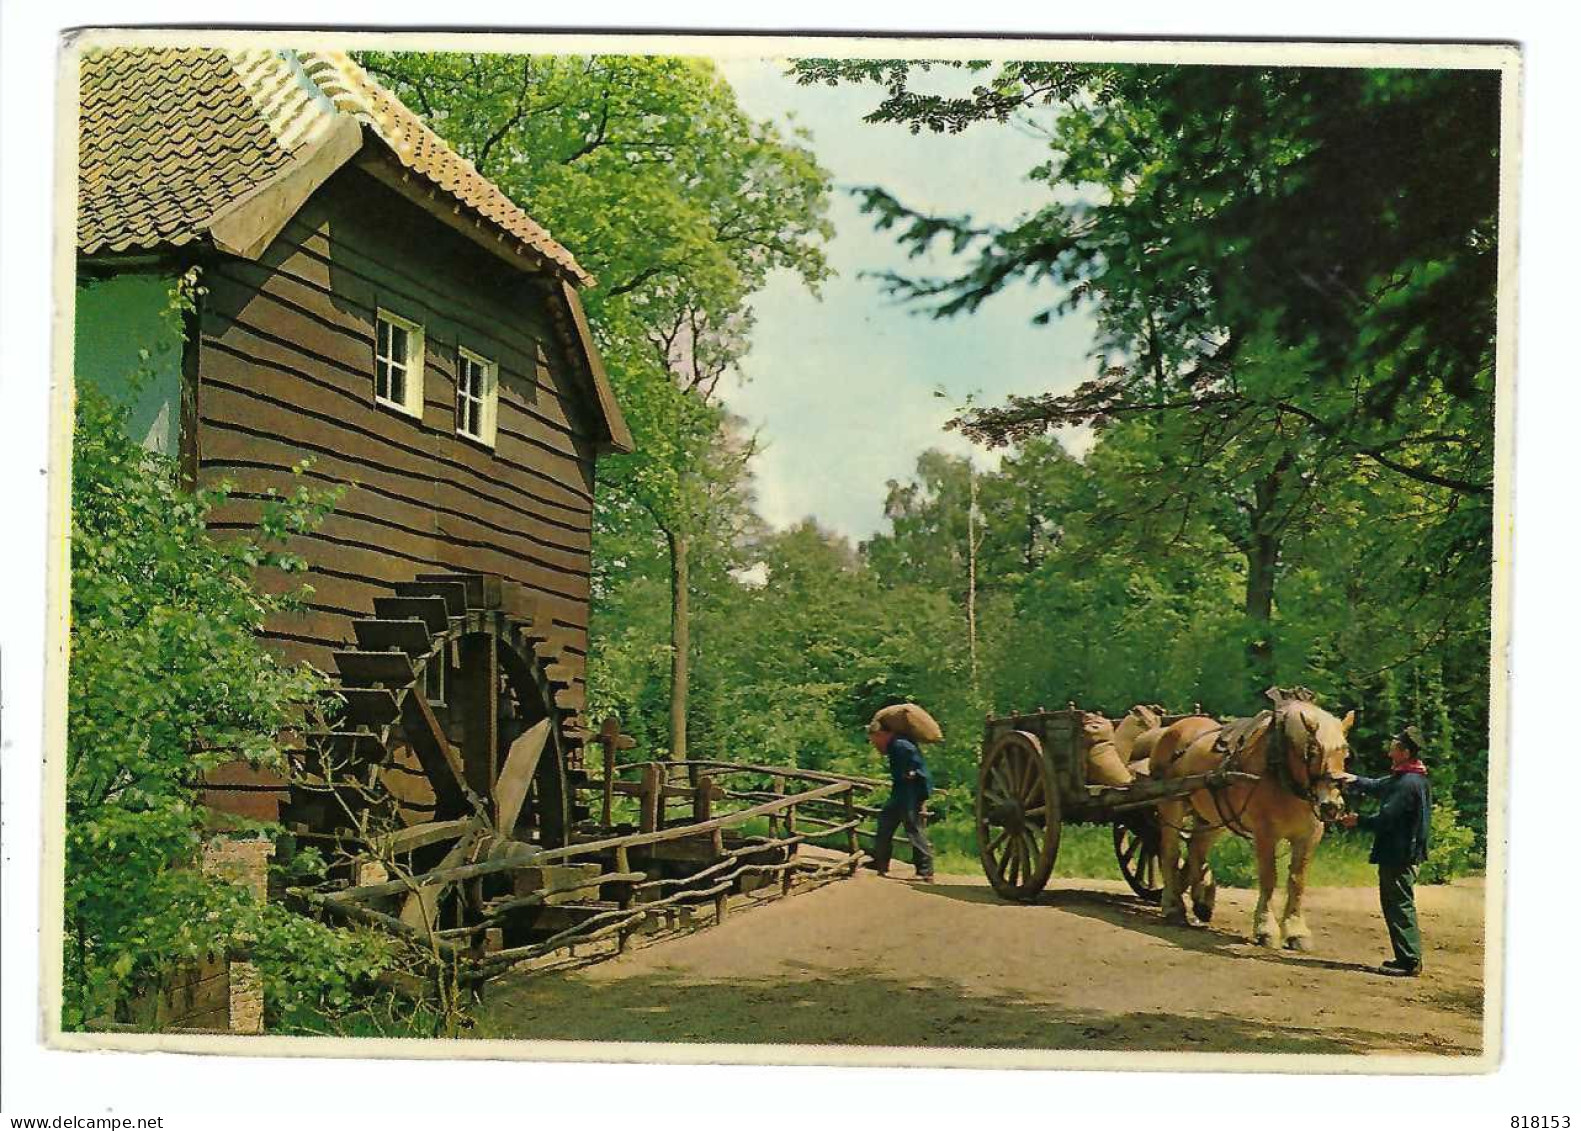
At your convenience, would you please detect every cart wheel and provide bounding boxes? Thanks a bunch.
[1113,814,1163,904]
[977,730,1060,901]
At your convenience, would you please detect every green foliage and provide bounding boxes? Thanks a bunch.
[240,906,396,1033]
[353,55,1490,886]
[359,51,836,763]
[772,58,1495,839]
[1204,833,1376,890]
[65,371,390,1031]
[797,60,1500,421]
[1421,802,1478,885]
[357,50,832,544]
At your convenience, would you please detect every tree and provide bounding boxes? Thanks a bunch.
[361,51,834,764]
[66,378,398,1030]
[793,59,1498,695]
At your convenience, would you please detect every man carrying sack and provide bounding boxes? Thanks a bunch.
[1337,726,1433,977]
[865,703,939,882]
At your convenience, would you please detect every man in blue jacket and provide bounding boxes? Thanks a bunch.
[1338,726,1433,976]
[865,718,935,881]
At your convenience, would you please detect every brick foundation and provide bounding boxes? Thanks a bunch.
[200,834,274,1033]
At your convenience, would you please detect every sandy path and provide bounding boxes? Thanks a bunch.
[474,870,1488,1056]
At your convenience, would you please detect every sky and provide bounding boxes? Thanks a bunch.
[713,58,1099,543]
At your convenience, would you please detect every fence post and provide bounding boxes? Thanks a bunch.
[843,784,860,871]
[640,764,662,834]
[768,774,783,839]
[781,800,798,896]
[693,774,713,823]
[614,843,635,953]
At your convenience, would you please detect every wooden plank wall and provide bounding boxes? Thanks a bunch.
[195,165,599,691]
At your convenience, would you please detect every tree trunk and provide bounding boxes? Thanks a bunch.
[967,467,980,691]
[1244,530,1278,693]
[1242,467,1285,693]
[666,529,690,769]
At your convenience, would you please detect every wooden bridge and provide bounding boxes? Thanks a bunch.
[290,752,888,987]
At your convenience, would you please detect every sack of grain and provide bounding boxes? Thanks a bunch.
[870,702,944,744]
[1079,713,1132,786]
[1086,742,1134,787]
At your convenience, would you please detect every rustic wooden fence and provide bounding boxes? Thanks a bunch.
[292,759,889,984]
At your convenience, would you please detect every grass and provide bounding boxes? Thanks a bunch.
[604,784,1387,888]
[923,816,1384,888]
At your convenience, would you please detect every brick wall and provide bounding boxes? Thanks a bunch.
[201,834,273,1034]
[201,834,273,902]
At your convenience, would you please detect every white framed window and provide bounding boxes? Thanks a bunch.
[455,346,498,446]
[374,310,425,417]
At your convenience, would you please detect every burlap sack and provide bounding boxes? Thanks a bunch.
[871,702,944,744]
[1086,741,1134,787]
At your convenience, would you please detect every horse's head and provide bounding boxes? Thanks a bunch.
[1278,698,1355,821]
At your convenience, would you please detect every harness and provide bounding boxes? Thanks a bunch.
[1158,700,1338,839]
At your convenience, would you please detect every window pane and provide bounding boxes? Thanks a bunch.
[389,366,405,406]
[389,323,407,366]
[376,361,390,401]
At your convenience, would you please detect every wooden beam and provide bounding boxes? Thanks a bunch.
[207,116,363,261]
[558,279,634,455]
[400,692,470,818]
[494,718,549,835]
[454,633,497,801]
[372,817,476,857]
[399,829,476,933]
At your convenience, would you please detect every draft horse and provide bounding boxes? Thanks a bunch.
[1149,688,1354,950]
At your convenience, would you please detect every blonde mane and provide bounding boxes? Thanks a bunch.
[1278,698,1350,757]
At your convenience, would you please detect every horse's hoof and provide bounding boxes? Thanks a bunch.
[1193,902,1214,923]
[1255,932,1279,949]
[1163,909,1190,927]
[1284,935,1312,953]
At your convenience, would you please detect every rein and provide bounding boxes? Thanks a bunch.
[1267,710,1338,806]
[1159,706,1335,839]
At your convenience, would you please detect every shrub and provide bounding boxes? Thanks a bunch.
[64,370,383,1031]
[1421,801,1477,884]
[1207,835,1259,889]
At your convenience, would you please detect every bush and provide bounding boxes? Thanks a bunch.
[1421,801,1477,884]
[64,370,383,1031]
[1207,835,1258,889]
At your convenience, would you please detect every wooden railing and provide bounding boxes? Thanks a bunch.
[296,760,888,981]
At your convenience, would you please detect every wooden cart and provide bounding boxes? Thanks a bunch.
[975,708,1257,902]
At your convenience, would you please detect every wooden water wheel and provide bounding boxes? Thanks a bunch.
[284,571,588,935]
[976,729,1061,901]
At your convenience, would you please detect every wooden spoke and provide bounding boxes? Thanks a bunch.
[1019,757,1042,804]
[1113,818,1164,904]
[991,763,1017,804]
[399,692,470,818]
[985,827,1011,857]
[1015,752,1035,798]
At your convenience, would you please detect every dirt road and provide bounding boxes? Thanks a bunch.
[475,870,1488,1056]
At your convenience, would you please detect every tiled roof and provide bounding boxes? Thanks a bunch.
[76,47,592,285]
[78,49,297,255]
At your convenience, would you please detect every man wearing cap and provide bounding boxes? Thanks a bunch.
[1337,726,1433,976]
[866,718,935,881]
